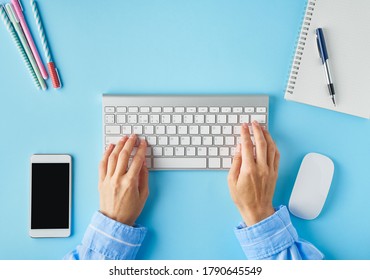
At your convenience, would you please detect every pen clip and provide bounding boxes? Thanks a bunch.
[315,31,323,61]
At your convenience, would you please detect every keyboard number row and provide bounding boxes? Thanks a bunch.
[105,114,266,124]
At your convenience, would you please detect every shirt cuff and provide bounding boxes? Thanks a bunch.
[234,205,298,259]
[82,211,147,260]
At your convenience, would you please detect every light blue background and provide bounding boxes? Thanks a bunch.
[0,0,369,260]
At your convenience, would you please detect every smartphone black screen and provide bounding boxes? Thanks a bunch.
[31,163,70,229]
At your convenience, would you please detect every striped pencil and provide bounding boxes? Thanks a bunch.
[31,0,61,89]
[0,4,41,89]
[5,3,46,90]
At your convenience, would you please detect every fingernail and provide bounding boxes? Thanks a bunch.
[242,123,249,129]
[252,120,259,126]
[130,134,136,139]
[120,135,128,142]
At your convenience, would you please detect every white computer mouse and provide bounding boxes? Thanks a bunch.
[288,153,334,220]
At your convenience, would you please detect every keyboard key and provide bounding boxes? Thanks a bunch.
[127,115,137,123]
[147,136,157,145]
[203,136,212,145]
[225,136,235,145]
[158,136,168,145]
[133,125,143,134]
[174,107,185,113]
[233,107,243,113]
[222,126,232,134]
[198,107,208,113]
[105,136,122,145]
[144,125,154,134]
[153,158,207,169]
[122,126,132,134]
[210,107,219,113]
[189,126,199,134]
[152,107,162,113]
[117,107,127,113]
[245,107,254,113]
[175,147,185,156]
[172,115,182,123]
[222,158,232,168]
[105,107,115,113]
[105,115,115,124]
[256,107,267,113]
[228,115,238,124]
[186,107,196,113]
[184,115,194,123]
[140,107,150,113]
[169,136,179,145]
[211,126,221,134]
[209,158,221,168]
[191,136,201,145]
[200,126,210,134]
[221,107,231,113]
[194,115,205,123]
[180,136,190,145]
[186,147,196,156]
[162,115,171,123]
[234,126,240,134]
[163,107,173,112]
[220,147,229,156]
[167,126,177,134]
[128,106,139,113]
[251,114,266,123]
[217,115,227,123]
[206,115,216,123]
[239,115,250,123]
[117,115,126,124]
[153,147,163,156]
[105,126,120,134]
[138,115,149,123]
[209,147,218,156]
[156,126,165,134]
[150,115,160,124]
[164,147,174,156]
[178,126,188,134]
[197,147,207,156]
[214,136,224,145]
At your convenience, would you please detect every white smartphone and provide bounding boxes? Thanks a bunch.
[29,154,72,238]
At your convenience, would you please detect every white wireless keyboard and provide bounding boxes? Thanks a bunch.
[102,94,268,170]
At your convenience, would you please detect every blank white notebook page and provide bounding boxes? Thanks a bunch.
[285,0,370,119]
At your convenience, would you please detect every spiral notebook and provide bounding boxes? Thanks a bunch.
[284,0,370,119]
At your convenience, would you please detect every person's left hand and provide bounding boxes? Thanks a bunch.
[98,134,149,226]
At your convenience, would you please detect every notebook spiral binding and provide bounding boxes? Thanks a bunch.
[286,0,317,95]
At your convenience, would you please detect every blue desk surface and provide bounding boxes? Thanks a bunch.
[1,0,370,260]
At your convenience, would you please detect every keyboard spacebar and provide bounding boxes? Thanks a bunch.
[153,158,207,169]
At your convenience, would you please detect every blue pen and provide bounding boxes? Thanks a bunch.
[316,28,336,106]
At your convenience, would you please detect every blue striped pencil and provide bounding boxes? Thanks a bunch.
[0,4,41,89]
[31,0,61,89]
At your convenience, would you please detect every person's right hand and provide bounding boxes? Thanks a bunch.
[227,121,280,226]
[98,134,149,226]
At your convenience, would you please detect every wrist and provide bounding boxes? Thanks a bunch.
[239,205,275,226]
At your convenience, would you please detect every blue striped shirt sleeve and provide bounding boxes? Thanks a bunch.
[234,205,324,260]
[64,211,147,260]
